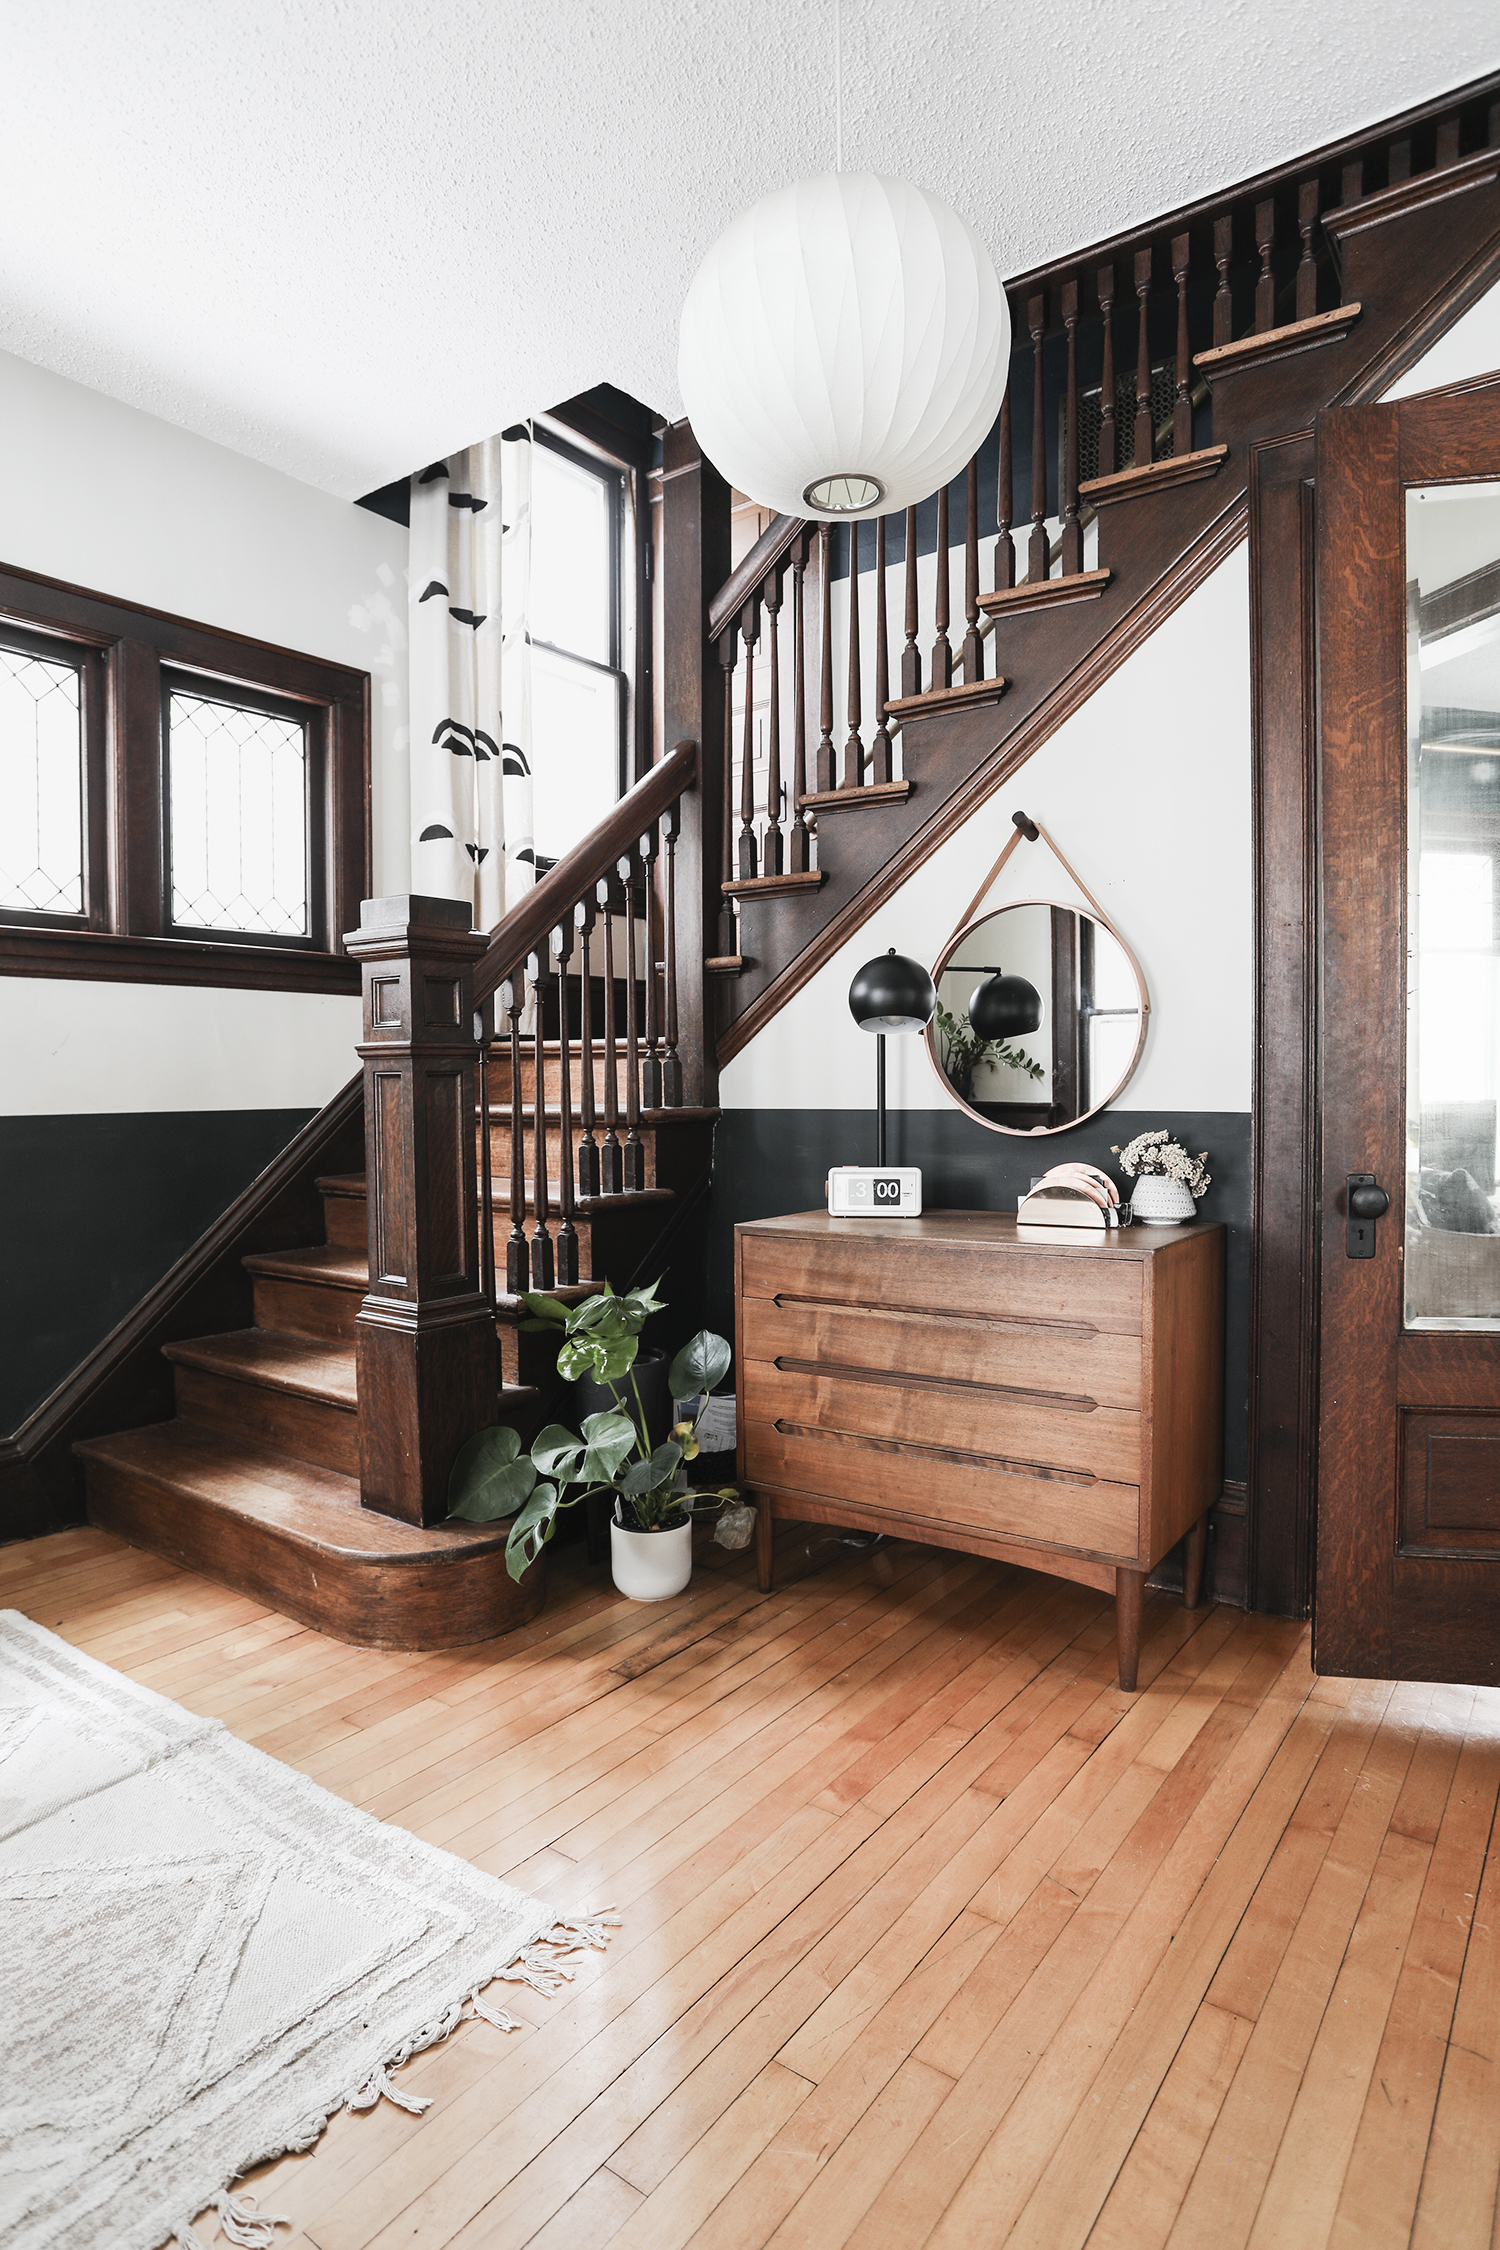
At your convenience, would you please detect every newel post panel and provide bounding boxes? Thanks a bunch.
[346,895,496,1527]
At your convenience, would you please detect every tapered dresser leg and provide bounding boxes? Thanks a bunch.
[1115,1567,1144,1691]
[755,1496,774,1593]
[1183,1512,1208,1609]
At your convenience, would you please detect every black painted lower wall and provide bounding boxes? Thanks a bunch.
[2,1108,315,1432]
[706,1108,1252,1485]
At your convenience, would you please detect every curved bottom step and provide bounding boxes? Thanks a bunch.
[74,1420,544,1651]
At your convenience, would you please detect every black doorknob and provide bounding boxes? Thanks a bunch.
[1350,1183,1390,1219]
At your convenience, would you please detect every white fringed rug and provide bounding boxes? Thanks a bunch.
[0,1609,615,2250]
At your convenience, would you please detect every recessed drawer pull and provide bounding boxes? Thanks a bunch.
[771,1417,1100,1489]
[770,1290,1100,1340]
[771,1355,1097,1414]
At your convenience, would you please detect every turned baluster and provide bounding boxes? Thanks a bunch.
[549,923,579,1284]
[870,517,892,783]
[1097,265,1116,478]
[661,799,682,1107]
[1296,181,1318,319]
[1341,158,1363,206]
[1212,218,1232,347]
[789,536,812,870]
[737,601,758,879]
[717,631,737,955]
[1133,249,1153,468]
[1436,117,1460,168]
[619,849,645,1190]
[574,896,600,1197]
[963,455,985,672]
[815,524,836,789]
[597,875,623,1193]
[502,975,528,1294]
[1060,282,1082,573]
[1489,102,1499,154]
[528,956,554,1292]
[1254,199,1275,332]
[843,524,863,786]
[901,505,921,697]
[639,822,663,1105]
[995,386,1016,587]
[1172,234,1192,456]
[762,567,784,869]
[475,999,495,1310]
[1027,292,1048,580]
[1388,138,1412,185]
[932,481,953,686]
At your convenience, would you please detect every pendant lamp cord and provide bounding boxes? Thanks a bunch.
[834,0,843,172]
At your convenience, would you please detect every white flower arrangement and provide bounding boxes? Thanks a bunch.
[1110,1129,1211,1199]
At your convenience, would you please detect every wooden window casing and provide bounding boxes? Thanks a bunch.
[0,562,369,991]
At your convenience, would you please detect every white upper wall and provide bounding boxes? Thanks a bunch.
[0,350,411,895]
[1382,276,1500,402]
[0,352,410,1114]
[722,544,1255,1115]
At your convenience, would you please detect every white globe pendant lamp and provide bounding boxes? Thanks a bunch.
[678,169,1011,522]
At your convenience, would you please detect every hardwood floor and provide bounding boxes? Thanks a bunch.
[7,1518,1499,2249]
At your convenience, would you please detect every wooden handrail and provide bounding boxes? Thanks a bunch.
[708,512,806,641]
[473,739,698,1004]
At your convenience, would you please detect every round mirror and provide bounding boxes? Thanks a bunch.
[926,898,1149,1135]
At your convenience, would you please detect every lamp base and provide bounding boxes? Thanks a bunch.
[826,1165,923,1217]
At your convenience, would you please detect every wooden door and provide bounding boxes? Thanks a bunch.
[1317,378,1500,1682]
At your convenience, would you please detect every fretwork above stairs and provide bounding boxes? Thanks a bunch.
[691,111,1500,1065]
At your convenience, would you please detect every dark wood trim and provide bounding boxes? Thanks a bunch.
[1194,304,1363,376]
[723,871,826,901]
[717,493,1249,1069]
[977,569,1112,618]
[1079,445,1228,507]
[1,1078,364,1539]
[1421,557,1500,640]
[886,677,1010,722]
[0,558,371,981]
[1246,431,1320,1620]
[1321,148,1500,271]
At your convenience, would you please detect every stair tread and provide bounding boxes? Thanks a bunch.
[75,1421,513,1562]
[243,1244,368,1288]
[164,1328,357,1408]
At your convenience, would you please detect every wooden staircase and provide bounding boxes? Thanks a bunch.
[65,751,717,1648]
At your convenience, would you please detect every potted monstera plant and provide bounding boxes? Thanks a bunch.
[446,1279,750,1600]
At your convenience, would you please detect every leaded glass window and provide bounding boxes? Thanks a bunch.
[166,686,310,939]
[0,638,86,918]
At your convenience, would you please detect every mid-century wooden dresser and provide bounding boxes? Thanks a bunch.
[734,1210,1225,1689]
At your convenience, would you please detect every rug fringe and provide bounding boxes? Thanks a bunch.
[174,1905,619,2246]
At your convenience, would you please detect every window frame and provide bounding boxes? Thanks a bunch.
[529,424,631,825]
[0,562,369,991]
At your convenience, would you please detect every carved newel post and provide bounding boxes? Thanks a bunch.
[345,896,497,1526]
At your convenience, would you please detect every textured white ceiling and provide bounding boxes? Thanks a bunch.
[1,2,1495,499]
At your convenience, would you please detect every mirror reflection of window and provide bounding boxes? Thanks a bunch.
[930,899,1145,1134]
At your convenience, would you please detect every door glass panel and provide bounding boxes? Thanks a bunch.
[1405,481,1500,1328]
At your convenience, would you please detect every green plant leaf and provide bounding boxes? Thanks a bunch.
[558,1331,639,1384]
[521,1295,571,1326]
[580,1409,638,1481]
[504,1481,559,1582]
[530,1424,586,1481]
[668,1330,732,1402]
[619,1439,684,1497]
[447,1425,537,1522]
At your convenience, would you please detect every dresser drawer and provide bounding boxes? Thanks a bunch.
[740,1233,1142,1334]
[744,1420,1141,1564]
[740,1294,1142,1410]
[742,1362,1142,1484]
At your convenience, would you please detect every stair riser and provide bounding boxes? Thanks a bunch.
[485,1120,662,1193]
[487,1193,673,1295]
[323,1195,366,1251]
[490,1052,666,1107]
[252,1273,363,1344]
[174,1366,360,1477]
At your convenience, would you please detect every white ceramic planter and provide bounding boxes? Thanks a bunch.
[1128,1173,1197,1225]
[610,1517,693,1601]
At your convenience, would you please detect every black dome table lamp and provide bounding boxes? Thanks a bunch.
[847,947,937,1166]
[969,967,1043,1041]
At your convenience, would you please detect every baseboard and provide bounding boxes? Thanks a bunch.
[1146,1481,1249,1610]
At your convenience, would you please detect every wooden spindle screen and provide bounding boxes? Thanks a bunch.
[1097,266,1116,479]
[1172,233,1192,455]
[1133,249,1153,468]
[1028,292,1048,580]
[1059,279,1082,572]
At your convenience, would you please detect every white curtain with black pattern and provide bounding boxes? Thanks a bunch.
[408,427,535,931]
